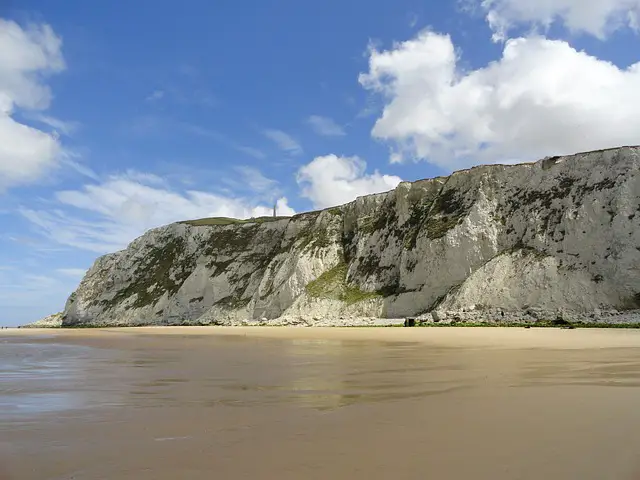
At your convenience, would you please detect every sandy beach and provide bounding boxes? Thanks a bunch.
[8,324,640,347]
[2,327,640,479]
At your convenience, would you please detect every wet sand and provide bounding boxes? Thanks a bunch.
[2,327,640,479]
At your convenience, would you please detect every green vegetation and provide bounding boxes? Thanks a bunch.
[355,202,397,237]
[99,237,195,310]
[353,254,396,282]
[200,224,262,255]
[342,284,382,304]
[310,228,331,249]
[296,215,335,252]
[569,322,640,329]
[305,262,381,305]
[181,216,289,227]
[62,323,117,328]
[402,201,431,249]
[59,320,640,329]
[212,296,251,309]
[503,175,619,237]
[416,318,640,328]
[424,188,467,240]
[425,215,463,240]
[207,258,234,273]
[398,185,468,248]
[358,216,377,235]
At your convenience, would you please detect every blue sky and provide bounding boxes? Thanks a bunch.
[2,0,640,325]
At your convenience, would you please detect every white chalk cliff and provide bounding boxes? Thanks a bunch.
[56,147,640,327]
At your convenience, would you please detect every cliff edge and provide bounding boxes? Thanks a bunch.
[51,146,640,327]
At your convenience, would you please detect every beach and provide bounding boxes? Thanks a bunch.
[2,327,640,479]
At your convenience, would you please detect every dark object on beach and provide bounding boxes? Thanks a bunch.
[404,318,416,327]
[524,325,531,329]
[551,317,572,327]
[560,324,576,329]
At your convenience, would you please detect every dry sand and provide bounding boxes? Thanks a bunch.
[8,324,640,348]
[2,327,640,479]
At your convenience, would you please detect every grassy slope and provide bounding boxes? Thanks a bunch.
[180,216,290,227]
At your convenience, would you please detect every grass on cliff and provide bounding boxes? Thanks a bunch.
[305,262,381,305]
[181,216,290,227]
[39,321,640,329]
[415,320,640,328]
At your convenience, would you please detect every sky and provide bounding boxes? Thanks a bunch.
[1,0,640,326]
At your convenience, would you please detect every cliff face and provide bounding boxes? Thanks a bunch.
[60,146,640,327]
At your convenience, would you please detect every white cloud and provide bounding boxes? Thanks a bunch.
[307,115,346,136]
[262,197,293,217]
[0,19,66,191]
[234,145,266,159]
[234,166,279,194]
[21,173,295,253]
[476,0,640,40]
[63,157,99,181]
[0,266,78,325]
[297,154,402,209]
[359,31,640,169]
[117,169,167,185]
[408,12,419,28]
[56,268,87,278]
[27,113,79,136]
[0,272,57,294]
[262,129,303,155]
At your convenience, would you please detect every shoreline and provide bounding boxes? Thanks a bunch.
[21,307,640,330]
[4,325,640,349]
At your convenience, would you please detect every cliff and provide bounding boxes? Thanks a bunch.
[23,312,63,328]
[56,146,640,327]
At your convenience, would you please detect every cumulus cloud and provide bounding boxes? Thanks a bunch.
[22,173,295,253]
[307,115,346,136]
[262,129,303,155]
[476,0,640,41]
[0,19,66,190]
[297,154,402,209]
[359,31,640,169]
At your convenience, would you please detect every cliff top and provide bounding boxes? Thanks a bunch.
[179,145,640,228]
[180,215,292,227]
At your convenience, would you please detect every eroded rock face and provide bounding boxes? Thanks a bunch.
[58,146,640,326]
[24,312,63,328]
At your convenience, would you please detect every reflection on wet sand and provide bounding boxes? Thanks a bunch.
[2,329,640,479]
[257,339,471,410]
[516,351,640,387]
[105,338,478,411]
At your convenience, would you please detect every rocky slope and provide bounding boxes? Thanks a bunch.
[23,312,63,328]
[54,146,640,327]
